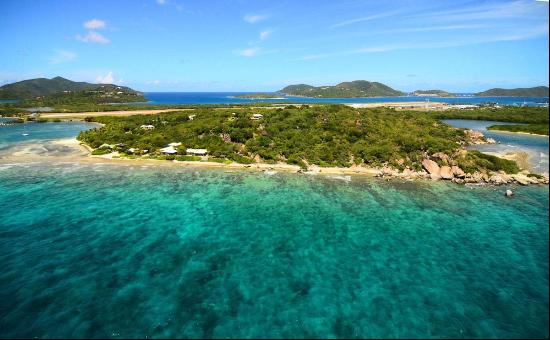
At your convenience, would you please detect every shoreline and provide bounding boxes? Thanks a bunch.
[486,129,549,137]
[2,138,547,185]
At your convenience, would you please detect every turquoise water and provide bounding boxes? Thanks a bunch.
[0,121,98,149]
[0,163,548,338]
[0,122,548,338]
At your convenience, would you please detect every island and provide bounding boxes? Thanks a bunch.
[279,80,404,98]
[410,89,455,97]
[475,86,549,97]
[232,93,287,99]
[73,105,549,185]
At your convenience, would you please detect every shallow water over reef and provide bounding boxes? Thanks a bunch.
[0,163,548,338]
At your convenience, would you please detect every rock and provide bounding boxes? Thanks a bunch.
[432,152,450,163]
[381,167,395,176]
[422,159,440,175]
[430,173,442,180]
[489,175,506,185]
[452,178,465,184]
[451,166,466,178]
[505,189,514,197]
[440,166,454,180]
[512,174,530,185]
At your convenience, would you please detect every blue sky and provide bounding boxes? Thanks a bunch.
[0,0,548,92]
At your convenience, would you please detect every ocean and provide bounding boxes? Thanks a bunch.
[139,92,550,106]
[0,121,548,338]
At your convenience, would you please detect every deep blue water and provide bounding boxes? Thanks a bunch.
[140,92,550,106]
[0,121,548,338]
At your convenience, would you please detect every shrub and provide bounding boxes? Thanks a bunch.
[91,148,112,155]
[175,155,201,162]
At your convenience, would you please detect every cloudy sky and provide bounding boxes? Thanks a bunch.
[0,0,548,92]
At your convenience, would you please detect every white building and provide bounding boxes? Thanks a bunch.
[188,115,196,120]
[160,146,178,154]
[186,148,208,156]
[140,124,155,130]
[251,113,263,120]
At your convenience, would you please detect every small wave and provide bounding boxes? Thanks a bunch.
[330,175,352,182]
[264,170,277,176]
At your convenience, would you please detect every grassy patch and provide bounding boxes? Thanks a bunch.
[457,150,520,174]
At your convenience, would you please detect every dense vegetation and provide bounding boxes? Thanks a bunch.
[410,90,454,97]
[77,105,524,173]
[279,80,404,98]
[0,76,143,100]
[487,124,549,136]
[456,150,519,174]
[430,106,549,124]
[474,86,549,97]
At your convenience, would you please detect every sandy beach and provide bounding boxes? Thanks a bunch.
[0,137,383,176]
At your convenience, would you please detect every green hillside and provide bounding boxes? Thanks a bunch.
[475,86,549,97]
[279,80,404,97]
[0,76,143,101]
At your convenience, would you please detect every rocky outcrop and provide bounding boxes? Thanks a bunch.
[422,159,440,175]
[464,129,497,145]
[432,152,451,163]
[451,166,466,178]
[439,166,454,180]
[505,189,514,197]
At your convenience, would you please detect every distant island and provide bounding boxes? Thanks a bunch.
[279,80,404,98]
[410,90,455,97]
[233,93,286,99]
[475,86,549,97]
[0,76,145,103]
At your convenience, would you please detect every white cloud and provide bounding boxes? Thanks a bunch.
[244,14,268,24]
[76,31,111,44]
[157,0,167,4]
[260,29,273,41]
[299,24,549,61]
[96,71,115,84]
[49,50,77,64]
[239,47,261,57]
[84,19,106,30]
[331,10,400,28]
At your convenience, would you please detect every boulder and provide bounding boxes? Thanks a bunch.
[505,189,514,197]
[512,174,530,185]
[489,175,506,185]
[432,152,450,163]
[451,166,466,178]
[422,159,440,175]
[430,173,442,181]
[440,166,454,180]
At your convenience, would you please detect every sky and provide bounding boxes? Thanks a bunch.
[0,0,548,92]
